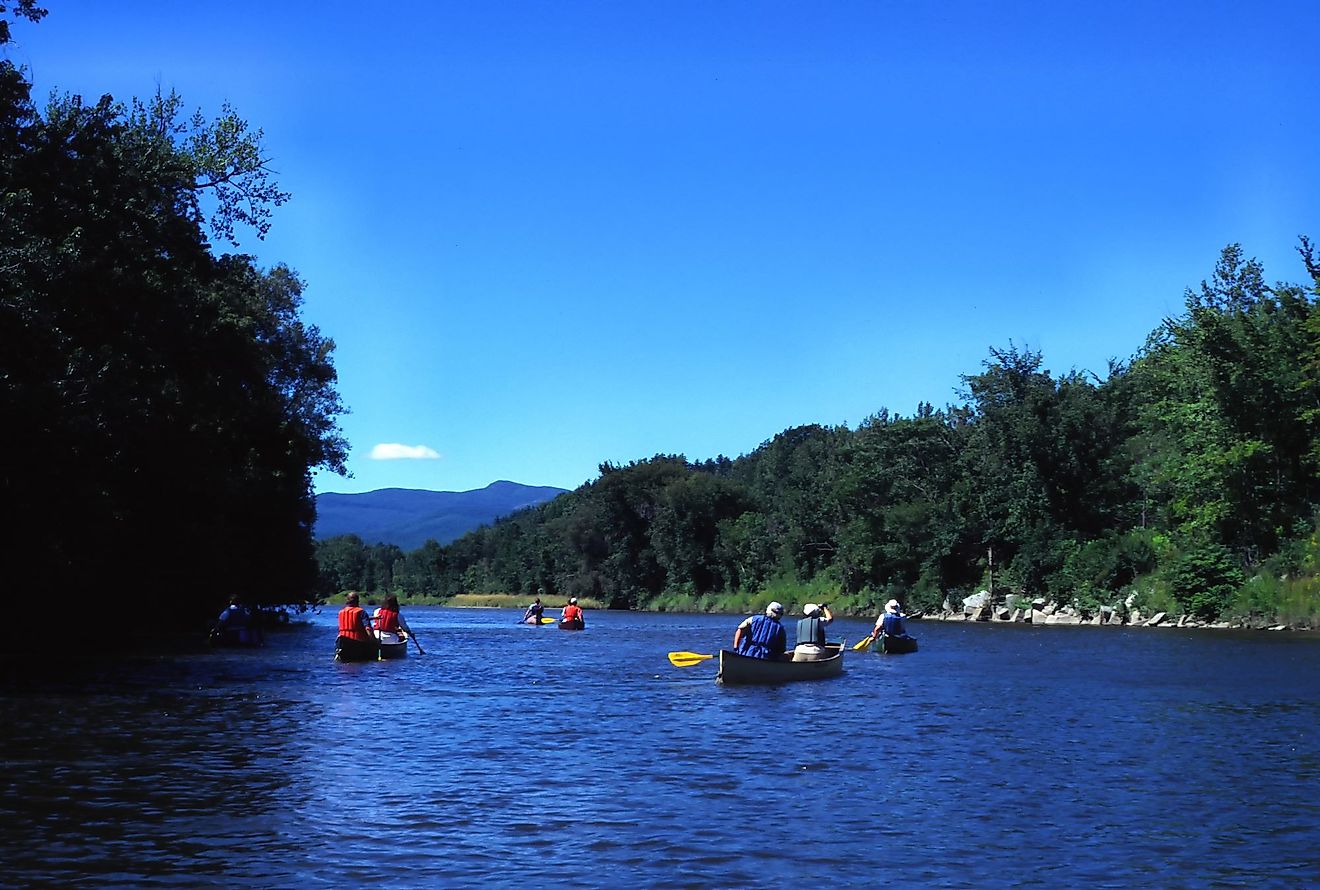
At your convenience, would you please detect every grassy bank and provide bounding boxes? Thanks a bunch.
[320,592,605,610]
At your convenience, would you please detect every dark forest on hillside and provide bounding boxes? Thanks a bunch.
[319,243,1320,627]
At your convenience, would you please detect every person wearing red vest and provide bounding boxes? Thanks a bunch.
[372,593,416,644]
[560,597,584,626]
[338,592,374,642]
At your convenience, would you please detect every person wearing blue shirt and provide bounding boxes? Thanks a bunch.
[732,602,787,659]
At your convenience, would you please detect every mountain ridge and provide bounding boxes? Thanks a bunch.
[314,480,568,550]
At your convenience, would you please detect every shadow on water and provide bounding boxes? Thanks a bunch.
[3,609,1320,887]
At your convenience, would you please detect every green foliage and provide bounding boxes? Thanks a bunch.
[1163,541,1245,620]
[1055,530,1159,612]
[1,50,345,644]
[0,2,46,46]
[1129,579,1180,619]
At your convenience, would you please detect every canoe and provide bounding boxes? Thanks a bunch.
[334,635,378,662]
[716,643,845,685]
[209,626,263,647]
[871,633,919,654]
[376,631,409,659]
[559,617,585,631]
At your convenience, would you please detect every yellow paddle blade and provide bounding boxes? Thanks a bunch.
[667,651,716,667]
[539,617,555,624]
[852,637,872,651]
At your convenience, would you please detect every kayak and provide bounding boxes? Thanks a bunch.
[871,633,919,654]
[559,617,585,631]
[716,643,845,685]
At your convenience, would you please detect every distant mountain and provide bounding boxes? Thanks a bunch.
[314,481,568,550]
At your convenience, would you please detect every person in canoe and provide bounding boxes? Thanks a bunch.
[213,594,260,645]
[871,599,915,643]
[732,601,787,660]
[792,602,834,661]
[336,592,376,654]
[560,597,585,628]
[372,593,415,645]
[523,594,545,625]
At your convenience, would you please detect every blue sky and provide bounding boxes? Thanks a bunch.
[10,1,1319,494]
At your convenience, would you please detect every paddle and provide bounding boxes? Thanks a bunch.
[408,633,426,655]
[667,651,716,667]
[852,636,874,651]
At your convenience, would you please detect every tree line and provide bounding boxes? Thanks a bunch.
[1,5,348,648]
[319,243,1320,626]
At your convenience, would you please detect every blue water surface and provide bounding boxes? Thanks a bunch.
[3,608,1318,888]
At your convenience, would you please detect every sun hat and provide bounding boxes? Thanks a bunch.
[803,603,821,616]
[766,601,785,617]
[885,599,900,612]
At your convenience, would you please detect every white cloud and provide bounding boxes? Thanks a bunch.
[369,443,442,461]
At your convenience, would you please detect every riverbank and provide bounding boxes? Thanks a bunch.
[922,601,1317,632]
[320,590,1316,632]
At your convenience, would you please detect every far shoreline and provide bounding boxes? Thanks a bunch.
[321,592,1316,633]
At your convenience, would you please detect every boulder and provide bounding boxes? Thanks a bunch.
[1030,609,1049,624]
[963,591,990,612]
[1145,612,1167,627]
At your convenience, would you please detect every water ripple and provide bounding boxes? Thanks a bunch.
[3,611,1319,887]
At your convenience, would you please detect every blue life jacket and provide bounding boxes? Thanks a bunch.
[796,615,827,647]
[737,615,785,660]
[882,612,908,637]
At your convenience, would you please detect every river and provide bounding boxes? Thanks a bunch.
[3,608,1318,888]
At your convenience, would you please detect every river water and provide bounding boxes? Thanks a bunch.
[3,608,1318,888]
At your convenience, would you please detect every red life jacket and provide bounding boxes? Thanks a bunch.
[562,604,582,622]
[338,605,371,641]
[374,608,401,632]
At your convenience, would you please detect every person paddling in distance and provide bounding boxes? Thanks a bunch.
[523,593,545,624]
[732,601,788,660]
[560,596,585,627]
[214,594,259,645]
[871,598,914,643]
[792,602,834,661]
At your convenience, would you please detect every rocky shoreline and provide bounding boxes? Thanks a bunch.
[917,592,1314,632]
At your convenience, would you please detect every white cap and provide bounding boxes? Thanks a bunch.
[766,601,785,617]
[803,603,821,616]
